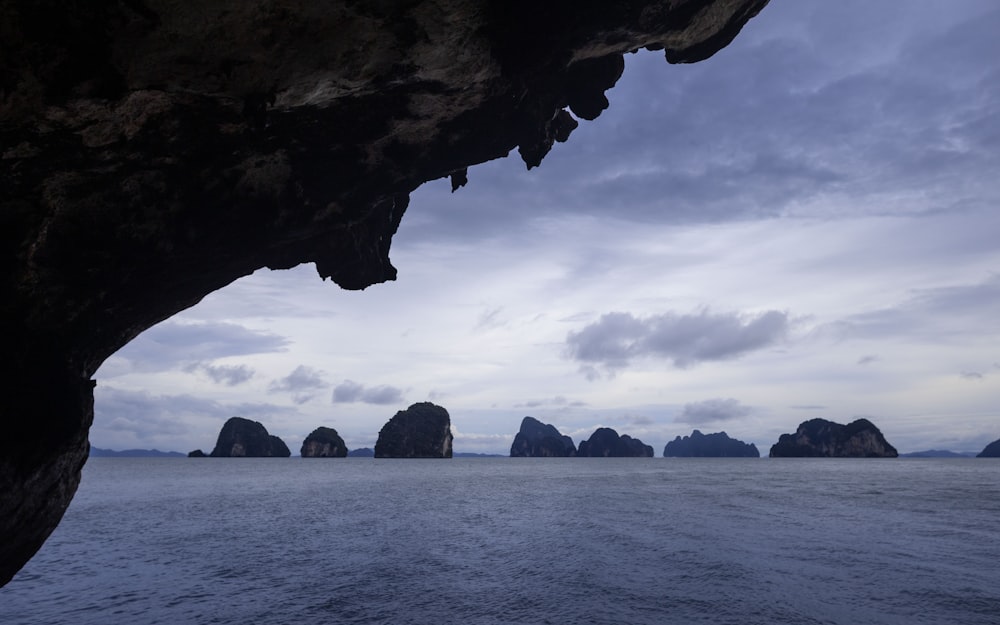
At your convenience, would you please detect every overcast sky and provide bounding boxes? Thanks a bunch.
[93,0,1000,455]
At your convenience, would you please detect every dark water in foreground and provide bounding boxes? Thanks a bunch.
[3,458,999,624]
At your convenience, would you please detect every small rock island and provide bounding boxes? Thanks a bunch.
[578,427,654,457]
[663,430,760,457]
[301,427,347,458]
[976,438,1000,458]
[374,402,453,458]
[209,417,291,457]
[769,418,897,458]
[510,416,577,457]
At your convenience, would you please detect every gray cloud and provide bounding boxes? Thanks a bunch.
[676,398,753,425]
[92,385,297,450]
[107,321,289,373]
[828,275,1000,342]
[399,6,1000,250]
[269,365,327,392]
[789,405,827,411]
[269,365,328,404]
[332,380,405,405]
[857,355,879,366]
[620,414,655,427]
[566,309,788,371]
[515,396,587,409]
[97,386,295,422]
[960,371,985,380]
[183,362,255,386]
[475,306,506,331]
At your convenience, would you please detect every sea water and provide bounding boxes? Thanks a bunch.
[2,457,999,624]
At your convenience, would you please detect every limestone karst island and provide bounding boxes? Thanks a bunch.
[181,410,923,462]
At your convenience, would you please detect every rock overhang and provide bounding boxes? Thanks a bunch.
[0,0,770,585]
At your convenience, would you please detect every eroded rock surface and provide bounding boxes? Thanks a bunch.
[301,426,348,458]
[0,0,769,585]
[768,418,898,458]
[374,402,453,458]
[663,430,759,457]
[578,427,654,457]
[510,416,577,457]
[209,417,291,458]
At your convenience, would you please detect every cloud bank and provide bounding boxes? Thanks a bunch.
[566,309,788,372]
[269,365,328,404]
[332,380,405,405]
[676,398,753,425]
[184,362,255,386]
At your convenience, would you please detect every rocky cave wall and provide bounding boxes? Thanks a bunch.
[0,0,769,585]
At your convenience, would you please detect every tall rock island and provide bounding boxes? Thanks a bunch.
[510,417,577,457]
[769,418,898,458]
[209,417,291,458]
[301,427,348,458]
[663,430,760,457]
[375,403,453,458]
[578,428,654,457]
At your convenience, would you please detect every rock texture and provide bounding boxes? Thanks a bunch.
[209,417,291,458]
[663,430,759,457]
[976,438,1000,458]
[0,0,770,585]
[510,416,577,457]
[578,427,654,457]
[374,402,453,458]
[187,449,207,458]
[300,427,348,458]
[769,418,898,458]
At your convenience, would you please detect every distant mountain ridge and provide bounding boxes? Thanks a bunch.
[89,447,184,458]
[899,450,977,458]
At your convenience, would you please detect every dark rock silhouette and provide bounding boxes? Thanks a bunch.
[578,427,654,457]
[375,403,453,458]
[188,449,207,458]
[348,448,375,458]
[0,0,770,585]
[663,430,759,457]
[510,417,577,457]
[301,427,348,458]
[977,438,1000,458]
[209,417,291,458]
[769,418,898,458]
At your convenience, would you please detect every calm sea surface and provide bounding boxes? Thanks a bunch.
[3,457,999,624]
